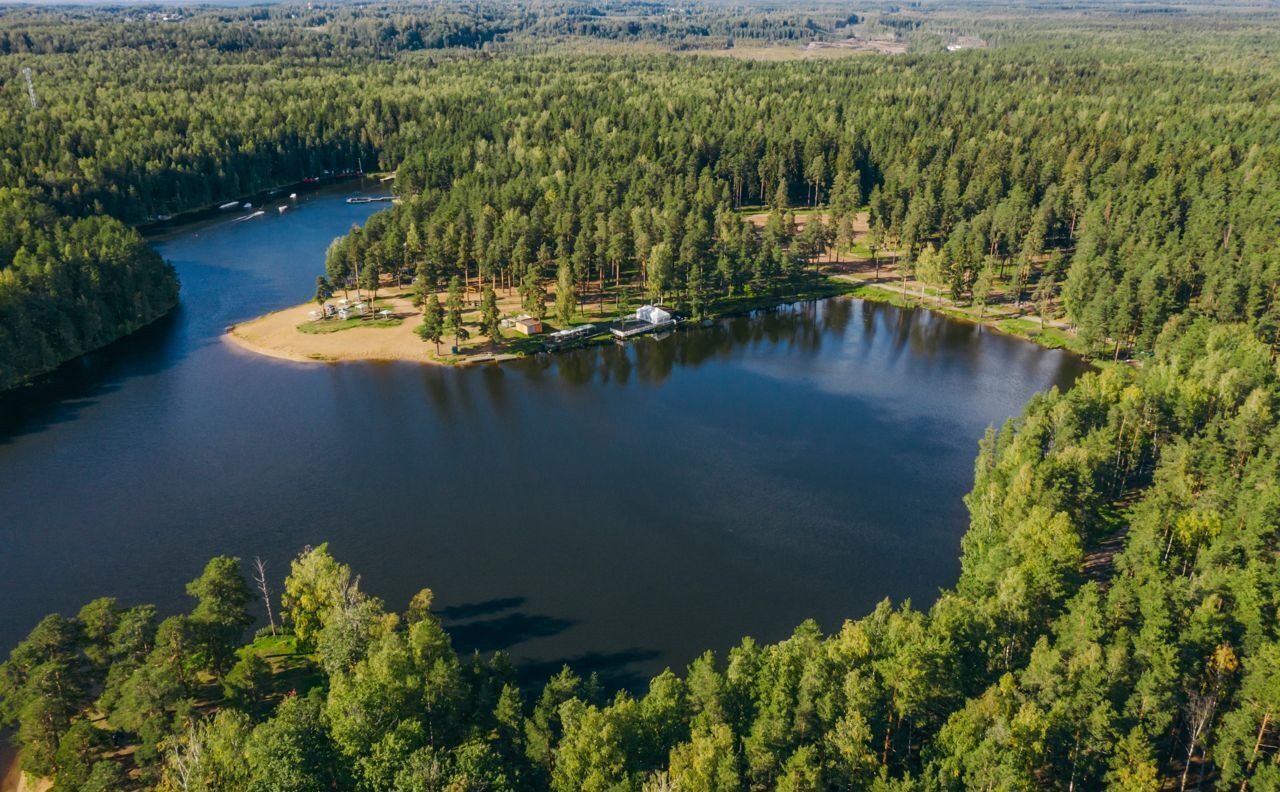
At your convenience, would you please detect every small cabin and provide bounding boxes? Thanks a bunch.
[514,316,543,336]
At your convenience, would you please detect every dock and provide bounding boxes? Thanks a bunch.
[610,318,676,339]
[609,305,677,340]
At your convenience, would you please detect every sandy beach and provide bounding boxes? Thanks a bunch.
[226,291,521,366]
[0,746,48,792]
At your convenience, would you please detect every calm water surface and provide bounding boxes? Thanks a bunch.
[0,182,1089,687]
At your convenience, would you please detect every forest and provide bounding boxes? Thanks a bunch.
[0,189,177,391]
[2,317,1278,790]
[1,0,1279,788]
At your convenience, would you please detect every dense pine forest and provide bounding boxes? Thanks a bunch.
[2,1,1280,789]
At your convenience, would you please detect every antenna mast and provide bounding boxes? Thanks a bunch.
[22,67,37,109]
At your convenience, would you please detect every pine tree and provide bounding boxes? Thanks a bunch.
[481,285,502,342]
[419,293,444,354]
[521,267,547,320]
[555,257,574,326]
[445,276,467,352]
[314,276,333,305]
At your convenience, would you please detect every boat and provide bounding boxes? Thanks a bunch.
[289,192,297,199]
[278,206,288,213]
[346,197,373,204]
[234,210,265,222]
[219,201,240,210]
[242,202,252,209]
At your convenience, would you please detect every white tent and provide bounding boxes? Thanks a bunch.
[637,305,671,324]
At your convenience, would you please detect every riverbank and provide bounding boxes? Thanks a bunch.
[744,209,1093,357]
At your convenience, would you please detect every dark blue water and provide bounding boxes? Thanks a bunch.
[0,181,1089,687]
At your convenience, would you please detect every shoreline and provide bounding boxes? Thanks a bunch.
[0,743,47,792]
[137,173,381,235]
[225,274,1092,371]
[225,292,523,368]
[834,276,1091,358]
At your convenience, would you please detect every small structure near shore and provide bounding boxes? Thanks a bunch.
[545,324,597,349]
[611,305,676,339]
[513,316,543,336]
[637,305,671,324]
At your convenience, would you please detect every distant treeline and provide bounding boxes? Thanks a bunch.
[8,36,1276,362]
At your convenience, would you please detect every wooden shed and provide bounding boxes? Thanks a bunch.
[514,316,543,336]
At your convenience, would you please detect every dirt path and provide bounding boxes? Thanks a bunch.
[1083,528,1129,588]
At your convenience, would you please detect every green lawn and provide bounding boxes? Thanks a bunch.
[996,317,1089,354]
[298,316,403,334]
[247,633,324,701]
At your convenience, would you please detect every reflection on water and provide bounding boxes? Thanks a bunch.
[0,184,1090,688]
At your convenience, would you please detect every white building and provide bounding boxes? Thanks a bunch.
[637,305,671,325]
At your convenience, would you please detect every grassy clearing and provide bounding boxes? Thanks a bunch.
[846,283,917,308]
[846,282,1094,358]
[249,633,324,701]
[298,316,403,334]
[996,317,1089,354]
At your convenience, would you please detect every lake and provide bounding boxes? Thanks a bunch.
[0,180,1090,688]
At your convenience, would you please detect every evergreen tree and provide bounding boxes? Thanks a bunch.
[445,275,468,351]
[555,257,575,326]
[481,285,502,342]
[419,293,445,353]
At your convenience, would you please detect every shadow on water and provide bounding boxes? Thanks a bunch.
[0,257,280,445]
[437,596,527,621]
[515,648,665,695]
[522,296,1029,392]
[510,299,844,389]
[0,308,184,444]
[438,596,576,655]
[448,612,578,655]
